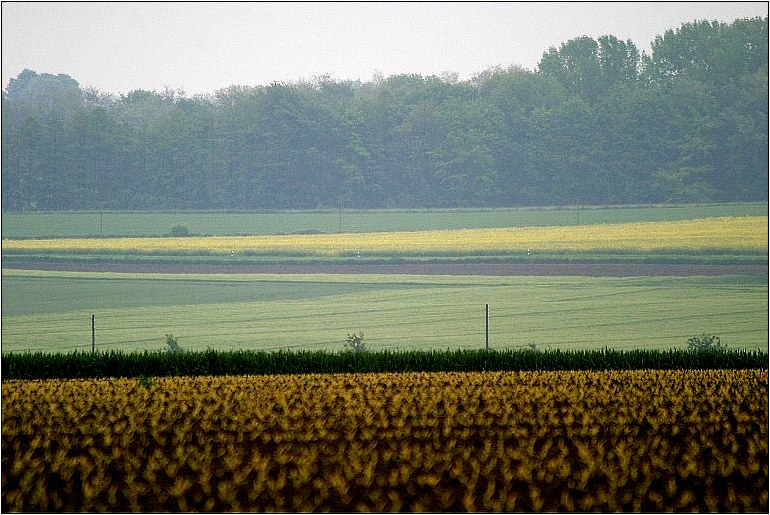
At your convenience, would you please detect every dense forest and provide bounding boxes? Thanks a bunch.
[2,17,767,211]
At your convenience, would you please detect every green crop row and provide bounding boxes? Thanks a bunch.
[2,348,766,381]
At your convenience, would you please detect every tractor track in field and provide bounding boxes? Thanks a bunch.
[3,260,767,277]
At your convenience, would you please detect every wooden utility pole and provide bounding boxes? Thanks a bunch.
[485,304,489,351]
[92,315,96,352]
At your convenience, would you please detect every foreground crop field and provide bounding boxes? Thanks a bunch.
[3,216,767,258]
[2,271,767,353]
[2,370,767,512]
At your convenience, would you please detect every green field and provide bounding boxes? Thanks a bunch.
[3,204,766,355]
[2,270,766,354]
[2,203,766,238]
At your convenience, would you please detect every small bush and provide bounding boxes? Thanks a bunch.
[345,332,366,353]
[166,334,182,353]
[170,224,191,237]
[687,334,725,351]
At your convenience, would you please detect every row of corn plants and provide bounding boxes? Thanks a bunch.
[2,348,767,380]
[2,370,767,511]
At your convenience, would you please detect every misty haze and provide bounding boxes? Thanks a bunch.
[2,12,768,514]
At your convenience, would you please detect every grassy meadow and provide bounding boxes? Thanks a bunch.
[2,270,766,354]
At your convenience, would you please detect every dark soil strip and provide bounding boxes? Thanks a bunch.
[3,261,768,277]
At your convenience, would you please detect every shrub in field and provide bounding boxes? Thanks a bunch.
[165,334,182,353]
[688,334,725,351]
[170,224,191,237]
[345,332,366,353]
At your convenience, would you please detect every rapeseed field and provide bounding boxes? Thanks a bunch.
[3,216,767,256]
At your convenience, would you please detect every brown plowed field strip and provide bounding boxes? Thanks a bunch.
[3,260,768,277]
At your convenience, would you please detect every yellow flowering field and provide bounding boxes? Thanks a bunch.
[3,370,767,512]
[2,216,766,256]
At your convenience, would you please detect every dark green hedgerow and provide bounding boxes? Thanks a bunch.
[1,348,767,381]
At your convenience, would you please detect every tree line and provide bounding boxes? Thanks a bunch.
[2,17,767,211]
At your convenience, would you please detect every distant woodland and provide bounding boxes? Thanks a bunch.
[2,18,767,211]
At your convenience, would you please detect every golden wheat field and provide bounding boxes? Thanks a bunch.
[2,370,767,512]
[3,216,766,256]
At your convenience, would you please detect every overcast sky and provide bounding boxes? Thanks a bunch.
[2,2,768,96]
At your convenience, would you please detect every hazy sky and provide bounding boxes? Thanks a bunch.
[2,2,768,96]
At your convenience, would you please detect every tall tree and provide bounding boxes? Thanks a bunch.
[538,36,602,102]
[539,35,640,102]
[68,106,133,209]
[3,69,83,124]
[476,66,570,205]
[642,17,768,200]
[642,17,768,92]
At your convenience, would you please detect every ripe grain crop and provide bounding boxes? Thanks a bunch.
[3,216,766,256]
[2,370,767,512]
